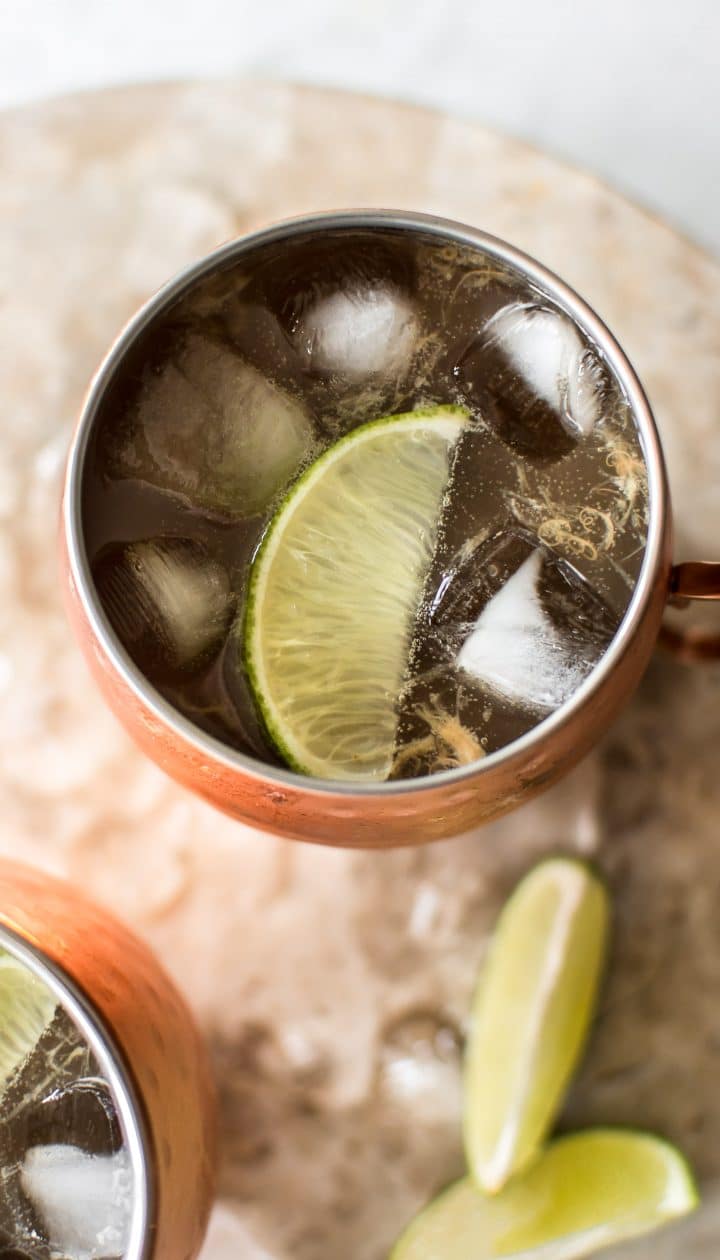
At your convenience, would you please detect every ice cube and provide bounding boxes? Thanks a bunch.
[293,285,419,381]
[93,538,233,680]
[394,528,618,774]
[28,1079,122,1156]
[457,547,615,711]
[21,1146,132,1260]
[253,234,420,385]
[428,529,535,631]
[0,1008,127,1260]
[456,303,608,459]
[111,333,314,518]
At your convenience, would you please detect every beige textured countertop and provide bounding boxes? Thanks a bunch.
[1,82,719,1259]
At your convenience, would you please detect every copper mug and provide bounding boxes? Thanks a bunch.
[60,210,720,848]
[0,860,216,1260]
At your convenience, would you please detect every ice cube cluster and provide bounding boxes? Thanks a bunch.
[86,228,648,779]
[0,958,132,1260]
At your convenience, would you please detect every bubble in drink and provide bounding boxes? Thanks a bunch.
[111,332,314,518]
[456,302,607,459]
[0,952,132,1260]
[85,227,650,782]
[94,537,233,681]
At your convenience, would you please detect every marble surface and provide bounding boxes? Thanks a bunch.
[1,82,720,1259]
[4,1,720,256]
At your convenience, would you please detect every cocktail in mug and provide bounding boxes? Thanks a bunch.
[61,212,719,845]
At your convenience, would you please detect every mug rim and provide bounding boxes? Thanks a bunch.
[0,921,153,1260]
[63,208,670,799]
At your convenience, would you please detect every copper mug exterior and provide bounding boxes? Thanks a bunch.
[60,210,719,848]
[0,860,216,1260]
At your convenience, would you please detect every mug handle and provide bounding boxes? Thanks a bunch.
[660,562,720,662]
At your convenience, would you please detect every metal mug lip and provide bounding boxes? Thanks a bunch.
[63,208,669,800]
[0,922,153,1260]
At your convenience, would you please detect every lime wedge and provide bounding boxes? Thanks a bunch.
[464,859,609,1193]
[0,949,57,1092]
[244,405,468,781]
[391,1130,698,1260]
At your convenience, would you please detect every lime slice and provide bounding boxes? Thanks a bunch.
[391,1130,698,1260]
[244,405,468,781]
[464,859,609,1193]
[0,949,57,1092]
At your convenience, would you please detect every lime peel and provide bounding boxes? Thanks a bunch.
[0,949,57,1093]
[391,1130,698,1260]
[464,858,609,1193]
[244,405,469,781]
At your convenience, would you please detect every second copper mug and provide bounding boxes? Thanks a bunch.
[60,210,720,848]
[0,860,215,1260]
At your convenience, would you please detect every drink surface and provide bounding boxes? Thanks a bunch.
[0,946,133,1260]
[83,228,649,781]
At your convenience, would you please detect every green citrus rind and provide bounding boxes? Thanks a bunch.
[391,1129,698,1260]
[243,405,469,781]
[0,950,57,1093]
[464,857,610,1193]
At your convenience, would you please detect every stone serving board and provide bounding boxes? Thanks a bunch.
[1,81,719,1259]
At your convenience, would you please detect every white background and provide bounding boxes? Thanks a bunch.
[2,0,719,253]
